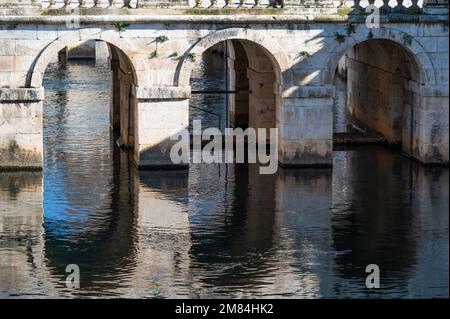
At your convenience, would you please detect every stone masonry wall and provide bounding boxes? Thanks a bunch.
[0,16,448,168]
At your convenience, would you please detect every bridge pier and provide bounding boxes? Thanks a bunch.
[417,86,450,163]
[135,86,190,169]
[279,86,334,167]
[0,88,43,169]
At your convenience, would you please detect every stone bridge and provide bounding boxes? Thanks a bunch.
[0,0,448,169]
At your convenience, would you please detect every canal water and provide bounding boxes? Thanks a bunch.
[0,57,448,298]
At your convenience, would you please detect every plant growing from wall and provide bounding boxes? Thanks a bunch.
[114,22,129,37]
[345,22,356,36]
[334,32,346,44]
[299,51,311,57]
[150,50,158,59]
[402,34,413,46]
[151,35,170,59]
[187,52,197,62]
[156,35,169,44]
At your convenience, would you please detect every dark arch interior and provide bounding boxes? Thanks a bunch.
[189,39,279,138]
[46,40,138,151]
[333,38,422,158]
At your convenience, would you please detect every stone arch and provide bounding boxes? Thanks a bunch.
[31,29,143,152]
[27,29,148,88]
[183,29,288,140]
[325,26,439,162]
[322,27,436,86]
[175,28,290,87]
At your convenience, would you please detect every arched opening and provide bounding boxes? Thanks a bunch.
[189,39,281,142]
[332,39,423,158]
[41,39,138,158]
[40,40,139,278]
[41,40,138,224]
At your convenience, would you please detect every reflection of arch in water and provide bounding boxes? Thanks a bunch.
[186,163,280,295]
[330,148,421,297]
[130,170,192,297]
[275,167,335,297]
[43,158,138,295]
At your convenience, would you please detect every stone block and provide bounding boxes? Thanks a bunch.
[279,139,333,167]
[0,24,37,40]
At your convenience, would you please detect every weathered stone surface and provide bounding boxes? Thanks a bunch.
[137,86,191,100]
[138,0,189,8]
[279,139,333,167]
[283,85,335,99]
[0,139,42,169]
[0,88,44,101]
[136,99,189,168]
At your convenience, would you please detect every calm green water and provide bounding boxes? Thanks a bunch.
[0,59,448,298]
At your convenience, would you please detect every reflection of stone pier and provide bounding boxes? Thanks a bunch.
[0,171,55,297]
[331,148,449,296]
[275,167,335,297]
[131,170,193,297]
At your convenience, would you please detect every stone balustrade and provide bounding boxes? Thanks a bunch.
[340,0,423,9]
[5,0,447,11]
[39,0,283,9]
[34,0,436,11]
[41,0,137,9]
[189,0,283,8]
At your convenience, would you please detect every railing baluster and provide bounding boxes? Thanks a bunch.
[353,0,363,8]
[411,0,420,7]
[381,0,391,10]
[392,0,398,9]
[123,0,132,8]
[62,0,70,8]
